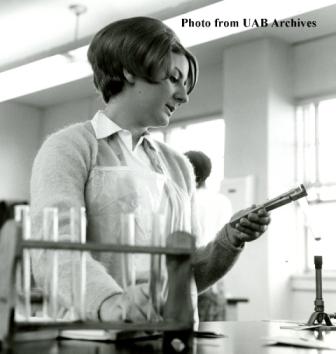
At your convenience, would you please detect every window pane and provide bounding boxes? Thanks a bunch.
[318,98,336,183]
[295,107,304,183]
[307,185,336,202]
[166,119,225,191]
[149,129,164,142]
[306,201,336,270]
[303,104,316,184]
[296,98,336,271]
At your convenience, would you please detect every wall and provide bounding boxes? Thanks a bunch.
[293,34,336,99]
[221,38,296,321]
[291,275,336,321]
[222,40,270,320]
[0,102,41,201]
[173,61,223,120]
[41,95,103,139]
[266,40,296,320]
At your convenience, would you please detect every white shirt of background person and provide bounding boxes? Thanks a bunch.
[195,187,232,247]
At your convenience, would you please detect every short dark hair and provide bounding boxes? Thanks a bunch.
[87,17,198,103]
[184,151,212,188]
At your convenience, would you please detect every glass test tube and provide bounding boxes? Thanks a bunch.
[120,213,135,321]
[79,207,87,321]
[149,213,164,320]
[45,207,59,321]
[69,207,77,320]
[42,208,50,319]
[13,205,23,321]
[14,205,31,321]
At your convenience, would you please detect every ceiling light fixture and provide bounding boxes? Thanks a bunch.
[62,3,87,62]
[0,0,334,103]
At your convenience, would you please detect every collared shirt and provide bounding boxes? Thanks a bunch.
[91,110,156,170]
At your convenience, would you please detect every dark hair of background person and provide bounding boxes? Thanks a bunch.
[185,151,212,189]
[0,201,28,230]
[87,16,198,103]
[0,201,8,230]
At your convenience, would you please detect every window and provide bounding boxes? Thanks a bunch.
[296,97,336,271]
[150,117,225,192]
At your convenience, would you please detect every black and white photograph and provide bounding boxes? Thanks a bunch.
[1,0,336,352]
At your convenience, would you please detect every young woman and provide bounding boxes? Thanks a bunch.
[30,17,270,322]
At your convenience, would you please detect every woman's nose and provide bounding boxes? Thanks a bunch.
[174,85,189,104]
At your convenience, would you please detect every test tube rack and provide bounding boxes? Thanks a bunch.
[0,219,196,352]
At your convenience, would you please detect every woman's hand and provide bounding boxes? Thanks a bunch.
[227,206,271,247]
[99,283,160,322]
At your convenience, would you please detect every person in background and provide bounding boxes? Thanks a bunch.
[30,16,271,323]
[184,151,232,247]
[185,150,232,321]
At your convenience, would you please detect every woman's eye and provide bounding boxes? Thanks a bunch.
[169,75,179,83]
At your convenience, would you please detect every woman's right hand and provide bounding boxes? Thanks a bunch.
[99,283,160,322]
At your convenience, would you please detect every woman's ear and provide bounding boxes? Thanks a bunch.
[123,69,136,84]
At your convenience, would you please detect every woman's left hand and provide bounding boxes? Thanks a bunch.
[227,206,271,246]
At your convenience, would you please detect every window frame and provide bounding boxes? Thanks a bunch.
[296,94,336,272]
[150,114,226,191]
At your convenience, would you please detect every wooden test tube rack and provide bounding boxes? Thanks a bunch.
[0,220,196,352]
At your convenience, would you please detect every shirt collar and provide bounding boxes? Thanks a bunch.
[91,110,121,139]
[90,110,158,151]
